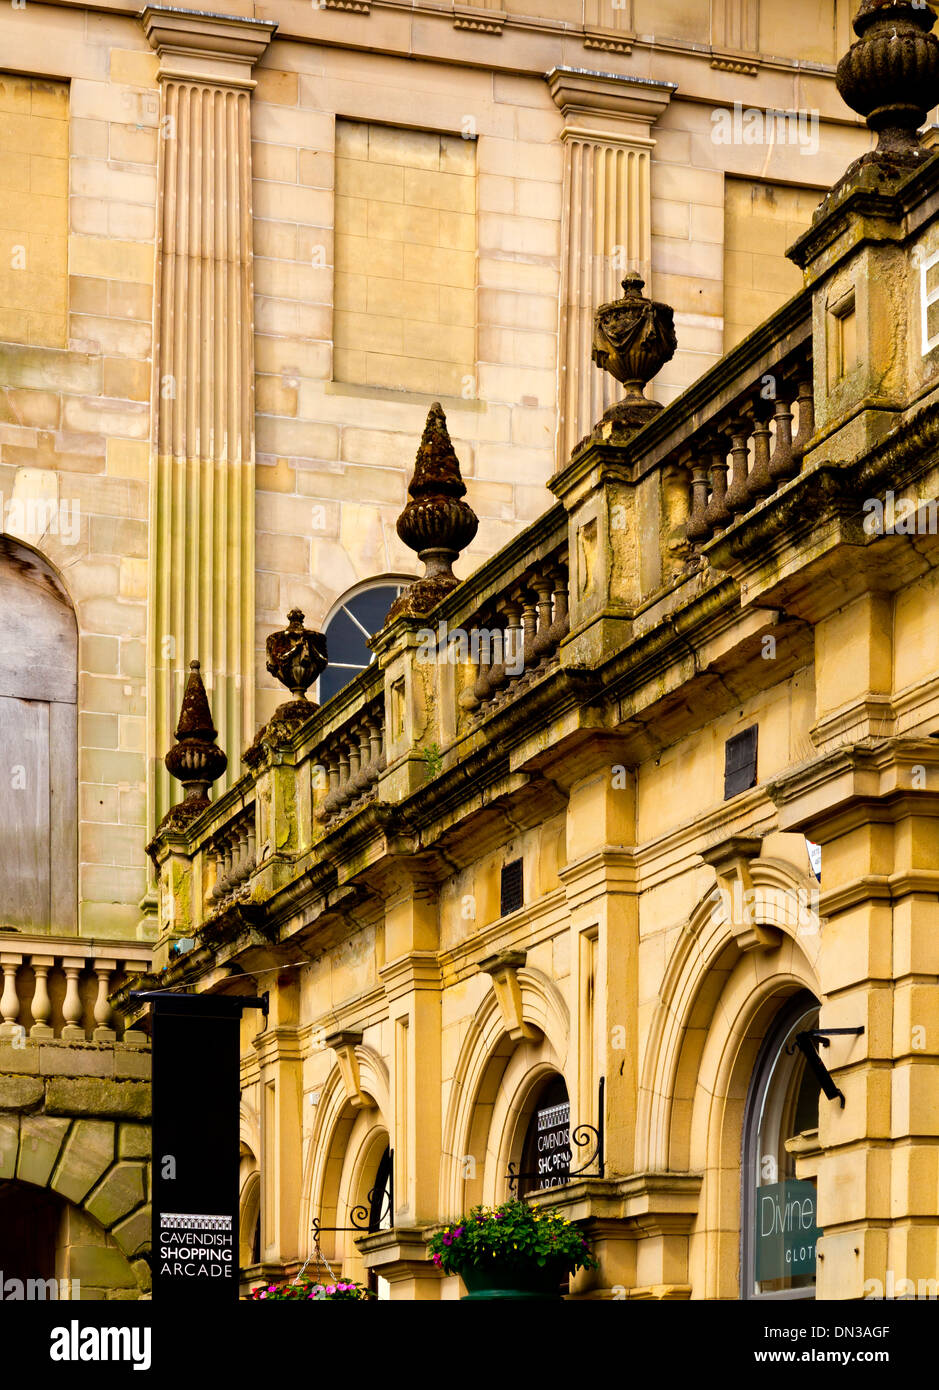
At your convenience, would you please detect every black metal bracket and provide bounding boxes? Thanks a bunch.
[507,1078,605,1195]
[311,1150,393,1241]
[129,989,269,1016]
[787,1028,864,1109]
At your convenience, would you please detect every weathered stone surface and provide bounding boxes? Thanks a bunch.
[118,1122,150,1159]
[0,1042,40,1074]
[85,1160,147,1228]
[16,1116,69,1186]
[113,1048,151,1081]
[68,1244,136,1289]
[51,1120,114,1204]
[39,1043,116,1077]
[0,1115,18,1178]
[0,1075,43,1110]
[45,1078,150,1120]
[111,1203,150,1258]
[131,1257,152,1292]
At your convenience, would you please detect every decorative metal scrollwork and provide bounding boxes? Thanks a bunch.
[506,1078,605,1196]
[311,1149,393,1240]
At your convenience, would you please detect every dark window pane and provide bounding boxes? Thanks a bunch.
[318,584,403,706]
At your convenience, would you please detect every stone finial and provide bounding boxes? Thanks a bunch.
[161,660,228,827]
[266,608,328,717]
[836,0,939,165]
[591,273,677,441]
[386,402,479,621]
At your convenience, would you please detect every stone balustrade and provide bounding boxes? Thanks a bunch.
[314,693,387,827]
[453,546,570,724]
[206,803,257,911]
[0,935,151,1042]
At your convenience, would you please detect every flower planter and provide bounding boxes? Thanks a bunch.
[460,1263,569,1301]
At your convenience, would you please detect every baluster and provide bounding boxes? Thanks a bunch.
[472,613,493,705]
[246,817,256,871]
[746,407,774,498]
[236,821,249,883]
[531,573,555,665]
[790,377,815,465]
[486,608,511,701]
[519,589,538,676]
[724,417,752,515]
[686,449,712,544]
[29,957,54,1038]
[703,440,731,532]
[768,394,796,483]
[93,963,116,1042]
[0,955,22,1038]
[321,755,341,820]
[546,566,569,651]
[336,741,353,807]
[353,725,371,793]
[61,959,85,1040]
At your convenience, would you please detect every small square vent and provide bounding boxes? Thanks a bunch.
[724,726,758,800]
[500,858,524,916]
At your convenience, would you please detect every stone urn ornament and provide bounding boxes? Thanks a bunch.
[265,608,328,723]
[591,272,677,441]
[387,402,479,621]
[836,0,939,166]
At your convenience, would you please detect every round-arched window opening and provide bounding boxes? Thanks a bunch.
[318,580,410,706]
[742,992,822,1300]
[517,1075,571,1198]
[365,1145,393,1300]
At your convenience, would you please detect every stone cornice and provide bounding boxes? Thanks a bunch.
[141,6,277,88]
[379,951,442,1001]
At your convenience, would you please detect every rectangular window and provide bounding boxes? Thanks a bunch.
[921,247,939,355]
[0,73,68,347]
[724,725,758,799]
[333,119,476,397]
[500,857,524,916]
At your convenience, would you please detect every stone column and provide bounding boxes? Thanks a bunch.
[547,68,674,464]
[142,8,275,827]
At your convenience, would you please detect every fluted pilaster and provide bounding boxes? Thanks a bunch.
[144,8,275,827]
[548,68,674,463]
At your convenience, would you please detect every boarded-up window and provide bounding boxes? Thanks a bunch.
[0,73,69,348]
[723,179,820,351]
[333,119,476,397]
[0,539,77,930]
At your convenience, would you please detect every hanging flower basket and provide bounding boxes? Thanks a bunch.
[251,1277,373,1301]
[427,1199,597,1302]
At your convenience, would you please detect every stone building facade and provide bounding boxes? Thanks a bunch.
[0,0,893,1299]
[130,1,939,1300]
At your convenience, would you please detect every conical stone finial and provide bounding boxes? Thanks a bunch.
[590,273,677,443]
[836,0,939,167]
[386,402,479,622]
[160,660,228,829]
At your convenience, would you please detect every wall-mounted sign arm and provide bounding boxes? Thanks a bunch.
[788,1027,864,1109]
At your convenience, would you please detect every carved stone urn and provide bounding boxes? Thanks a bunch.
[387,401,479,621]
[591,273,677,441]
[160,660,228,830]
[836,0,939,165]
[265,608,328,722]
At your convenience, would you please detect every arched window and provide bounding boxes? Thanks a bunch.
[517,1075,571,1197]
[318,579,410,705]
[741,992,821,1300]
[0,539,77,931]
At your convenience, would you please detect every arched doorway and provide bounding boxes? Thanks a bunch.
[0,1180,63,1289]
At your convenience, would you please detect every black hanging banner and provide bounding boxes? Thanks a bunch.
[131,990,267,1303]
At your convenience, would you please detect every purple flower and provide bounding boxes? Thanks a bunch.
[453,1226,465,1238]
[442,1233,452,1246]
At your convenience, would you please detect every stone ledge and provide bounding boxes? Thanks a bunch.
[45,1078,151,1121]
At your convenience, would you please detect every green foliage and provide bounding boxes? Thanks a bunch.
[421,743,443,780]
[426,1198,598,1276]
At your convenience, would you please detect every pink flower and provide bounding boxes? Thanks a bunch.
[326,1285,336,1295]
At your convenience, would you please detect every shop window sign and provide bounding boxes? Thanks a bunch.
[755,1179,820,1282]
